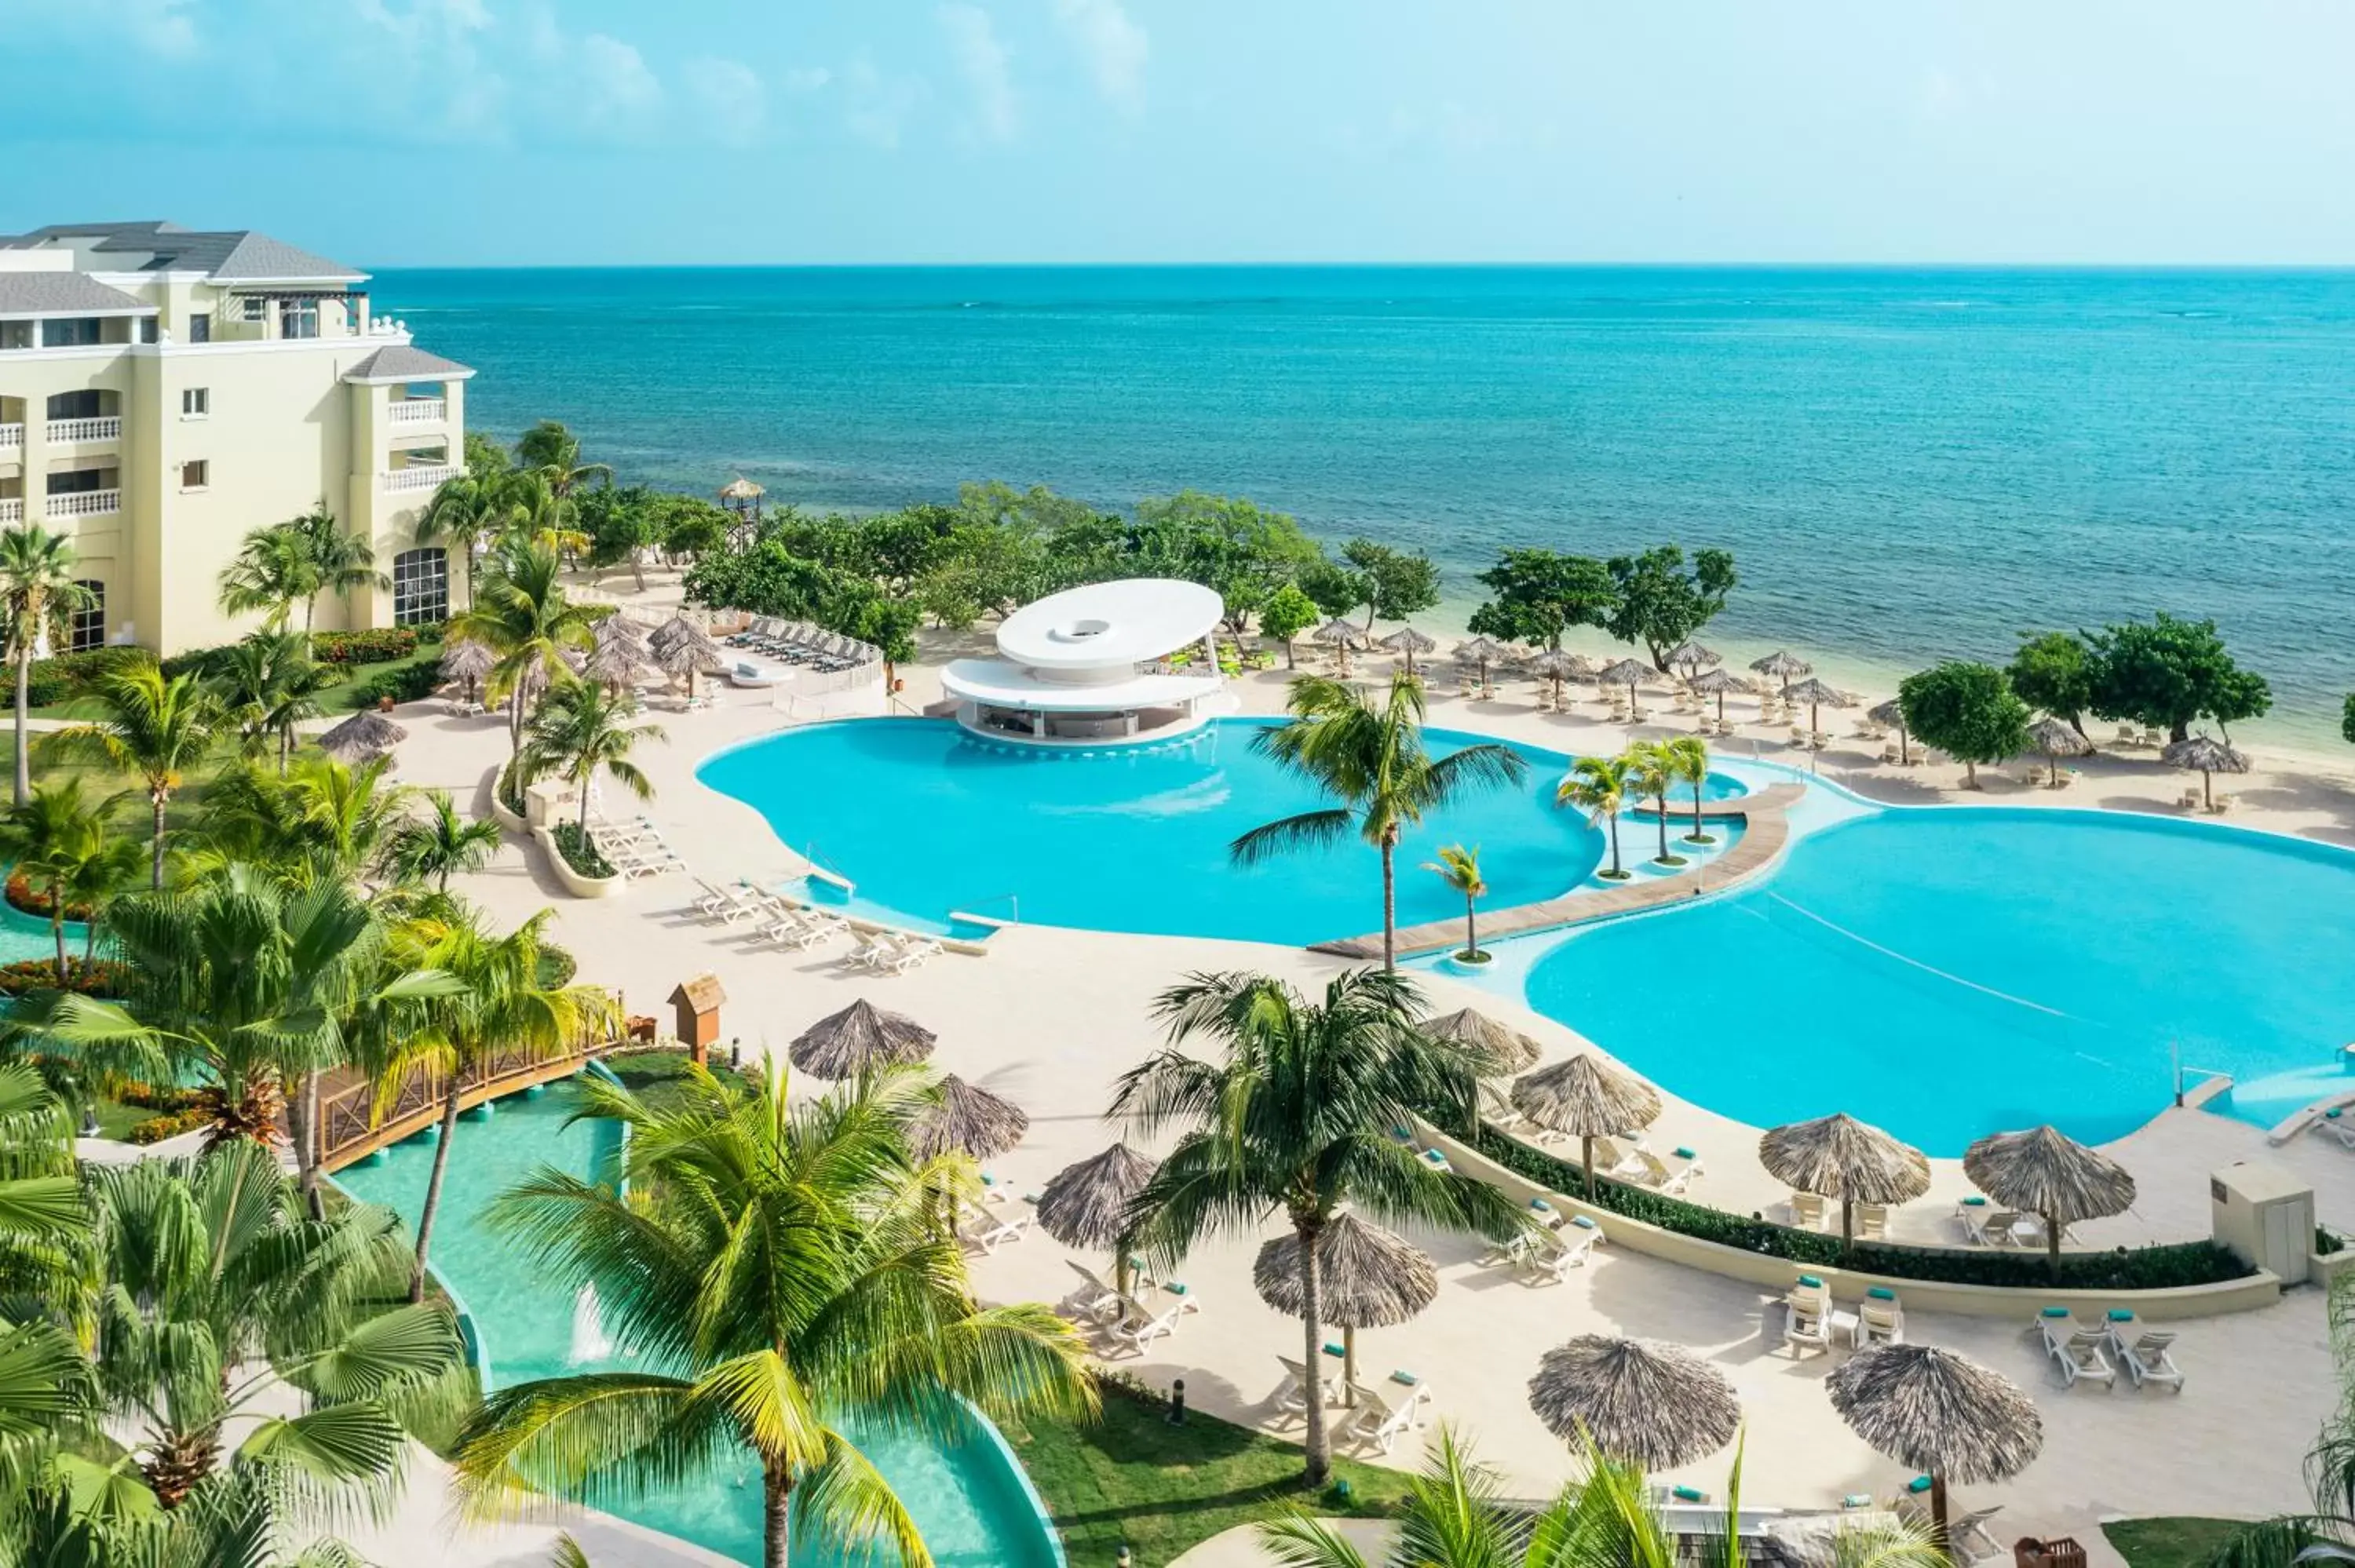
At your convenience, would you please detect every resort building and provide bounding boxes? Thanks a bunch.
[940,577,1240,744]
[0,221,471,654]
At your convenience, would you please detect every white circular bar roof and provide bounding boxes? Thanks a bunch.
[995,578,1224,671]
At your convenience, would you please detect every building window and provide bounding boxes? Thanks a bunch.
[180,461,208,490]
[138,318,159,345]
[46,390,103,420]
[181,387,209,418]
[0,323,30,351]
[68,582,104,653]
[240,297,267,323]
[41,318,102,348]
[187,312,211,344]
[278,300,318,340]
[391,547,447,626]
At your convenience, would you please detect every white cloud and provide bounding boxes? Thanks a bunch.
[349,0,503,140]
[783,65,833,95]
[687,57,765,146]
[939,3,1017,144]
[579,33,662,119]
[1053,0,1146,112]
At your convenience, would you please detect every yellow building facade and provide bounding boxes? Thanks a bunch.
[0,221,471,655]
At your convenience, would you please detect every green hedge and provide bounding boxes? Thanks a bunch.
[550,822,614,880]
[351,662,442,707]
[1469,1125,2251,1292]
[312,628,418,665]
[20,647,147,706]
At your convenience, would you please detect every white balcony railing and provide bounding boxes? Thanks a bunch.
[0,500,20,523]
[46,416,122,444]
[0,424,21,451]
[382,463,459,494]
[388,398,446,426]
[45,489,119,519]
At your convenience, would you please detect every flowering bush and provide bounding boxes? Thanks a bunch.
[311,628,418,665]
[3,867,93,923]
[0,957,131,996]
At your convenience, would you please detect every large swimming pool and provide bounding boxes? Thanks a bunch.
[699,717,1612,944]
[1525,805,2355,1153]
[335,1081,1060,1568]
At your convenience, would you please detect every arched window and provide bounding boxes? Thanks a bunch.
[391,547,447,626]
[68,580,104,652]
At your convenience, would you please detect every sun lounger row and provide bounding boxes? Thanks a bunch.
[1269,1356,1432,1454]
[2036,1306,2183,1392]
[592,815,685,877]
[1955,1197,2049,1249]
[722,617,877,671]
[1053,1264,1205,1356]
[1784,1275,1905,1357]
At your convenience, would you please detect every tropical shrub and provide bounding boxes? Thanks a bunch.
[312,626,419,665]
[127,1107,213,1144]
[549,821,614,880]
[5,865,93,921]
[0,957,129,994]
[24,645,148,706]
[353,661,442,706]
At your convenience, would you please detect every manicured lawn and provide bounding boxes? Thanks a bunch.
[2105,1517,2248,1568]
[320,643,446,712]
[1007,1387,1415,1565]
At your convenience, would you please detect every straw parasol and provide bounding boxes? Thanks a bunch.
[439,639,495,705]
[1420,1007,1542,1077]
[2162,734,2249,811]
[1688,666,1753,724]
[1594,657,1654,710]
[1454,636,1509,691]
[1314,618,1365,674]
[1526,649,1593,709]
[316,710,407,764]
[788,998,937,1080]
[1962,1125,2136,1272]
[1254,1212,1437,1403]
[1664,640,1722,674]
[717,476,765,503]
[1751,649,1813,695]
[907,1074,1031,1164]
[585,636,652,692]
[1036,1141,1159,1296]
[1527,1335,1740,1468]
[1869,698,1911,764]
[1758,1112,1930,1246]
[652,620,726,701]
[2027,717,2094,787]
[1378,625,1437,674]
[1510,1055,1662,1198]
[1782,676,1851,737]
[1827,1344,2043,1546]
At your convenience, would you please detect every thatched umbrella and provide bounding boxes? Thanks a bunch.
[1665,640,1722,674]
[1962,1125,2136,1272]
[653,622,726,701]
[2028,717,2094,787]
[1827,1344,2043,1547]
[1758,1112,1930,1247]
[1314,618,1365,674]
[1689,666,1753,724]
[585,636,652,692]
[1510,1055,1662,1198]
[1783,676,1851,737]
[1036,1141,1159,1296]
[1528,1335,1740,1468]
[1420,1007,1542,1077]
[1378,625,1437,674]
[1254,1212,1437,1404]
[439,639,495,705]
[1454,636,1510,691]
[717,476,765,503]
[908,1074,1030,1163]
[1751,649,1813,695]
[1869,698,1911,764]
[316,710,407,764]
[789,998,937,1080]
[2162,734,2249,811]
[1594,657,1654,711]
[1528,649,1593,709]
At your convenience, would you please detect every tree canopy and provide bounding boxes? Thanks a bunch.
[2083,613,2271,742]
[1898,661,2032,787]
[2007,631,2096,737]
[1604,545,1738,669]
[1466,548,1617,651]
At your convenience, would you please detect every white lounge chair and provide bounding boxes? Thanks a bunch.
[957,1205,1033,1254]
[691,877,739,918]
[1784,1278,1834,1357]
[876,935,942,974]
[699,881,769,924]
[1272,1355,1342,1417]
[2105,1318,2184,1391]
[1590,1136,1648,1182]
[840,932,897,971]
[1342,1379,1429,1455]
[2314,1114,2355,1151]
[1055,1262,1122,1324]
[1857,1291,1904,1347]
[2040,1316,2118,1388]
[1788,1191,1827,1229]
[1949,1507,2006,1562]
[764,906,844,950]
[1106,1293,1199,1355]
[1518,1221,1603,1285]
[1627,1147,1703,1194]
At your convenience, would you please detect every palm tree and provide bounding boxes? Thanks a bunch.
[289,505,388,636]
[450,1061,1096,1568]
[514,418,612,497]
[57,822,144,976]
[1420,844,1487,962]
[384,905,613,1302]
[501,468,592,561]
[0,779,121,983]
[0,523,96,807]
[1115,968,1527,1486]
[1663,734,1715,847]
[1232,673,1527,970]
[515,680,663,834]
[208,629,323,776]
[1559,753,1637,883]
[419,469,507,605]
[43,658,223,887]
[216,521,317,633]
[379,789,504,895]
[190,754,414,886]
[453,540,595,753]
[1625,740,1683,867]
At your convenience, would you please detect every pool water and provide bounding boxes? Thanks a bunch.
[0,898,88,968]
[699,717,1606,944]
[334,1081,1060,1568]
[1526,807,2355,1153]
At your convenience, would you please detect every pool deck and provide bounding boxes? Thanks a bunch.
[187,571,2355,1567]
[1312,782,1803,959]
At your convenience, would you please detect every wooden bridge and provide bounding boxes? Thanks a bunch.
[316,1036,625,1173]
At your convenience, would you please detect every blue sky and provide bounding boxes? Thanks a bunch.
[5,0,2353,267]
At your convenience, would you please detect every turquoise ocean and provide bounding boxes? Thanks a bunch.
[374,266,2355,746]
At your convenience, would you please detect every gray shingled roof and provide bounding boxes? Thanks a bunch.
[0,221,362,283]
[343,345,475,384]
[0,271,152,317]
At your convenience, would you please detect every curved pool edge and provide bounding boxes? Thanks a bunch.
[958,1396,1069,1568]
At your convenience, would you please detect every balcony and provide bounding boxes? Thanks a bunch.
[0,499,20,523]
[0,424,20,452]
[47,416,122,444]
[382,463,459,495]
[388,398,446,427]
[46,489,119,519]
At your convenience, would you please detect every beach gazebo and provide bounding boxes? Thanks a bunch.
[789,998,937,1080]
[1510,1055,1663,1198]
[2028,717,2094,786]
[1528,650,1593,709]
[718,475,764,544]
[1527,1335,1740,1469]
[907,1074,1031,1163]
[439,639,495,706]
[1962,1125,2136,1271]
[1419,1007,1542,1077]
[1688,667,1753,725]
[1314,618,1367,675]
[1454,636,1510,692]
[1665,640,1722,676]
[1378,625,1437,674]
[1869,698,1911,764]
[1036,1141,1159,1297]
[1595,657,1654,712]
[1254,1211,1437,1406]
[1827,1344,2043,1548]
[1751,649,1813,695]
[317,710,406,765]
[1758,1112,1930,1247]
[1783,676,1851,738]
[2162,735,2249,811]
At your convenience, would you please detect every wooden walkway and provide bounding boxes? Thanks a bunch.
[316,1037,625,1173]
[1311,782,1805,960]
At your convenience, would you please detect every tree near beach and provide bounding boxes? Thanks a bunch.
[1898,662,2032,789]
[2344,695,2355,746]
[2084,614,2271,744]
[1422,843,1488,961]
[2007,631,2097,739]
[1341,537,1441,633]
[1260,581,1320,668]
[1467,548,1616,651]
[1624,738,1685,866]
[1605,545,1738,672]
